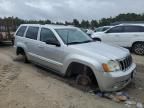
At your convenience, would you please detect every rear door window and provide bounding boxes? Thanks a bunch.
[25,26,39,40]
[16,26,27,37]
[107,26,124,33]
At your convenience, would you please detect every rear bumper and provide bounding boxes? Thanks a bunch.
[98,63,136,92]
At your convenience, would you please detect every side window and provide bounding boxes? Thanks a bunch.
[139,26,144,32]
[124,26,142,32]
[40,28,58,42]
[103,27,109,31]
[107,26,123,33]
[16,26,27,37]
[96,27,103,32]
[25,26,39,40]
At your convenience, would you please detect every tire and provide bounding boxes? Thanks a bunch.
[17,47,30,63]
[23,53,29,63]
[132,42,144,55]
[20,50,29,63]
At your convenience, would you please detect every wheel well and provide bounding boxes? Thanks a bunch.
[66,62,97,84]
[132,41,144,47]
[16,47,25,55]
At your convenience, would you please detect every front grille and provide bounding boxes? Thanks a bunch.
[119,55,132,71]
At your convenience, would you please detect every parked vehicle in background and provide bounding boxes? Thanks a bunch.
[0,32,14,44]
[92,24,144,55]
[81,28,94,36]
[94,26,113,32]
[14,24,136,92]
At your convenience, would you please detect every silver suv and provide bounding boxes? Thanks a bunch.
[14,24,136,92]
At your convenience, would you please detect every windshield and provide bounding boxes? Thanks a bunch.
[103,27,111,31]
[95,27,111,32]
[55,28,93,45]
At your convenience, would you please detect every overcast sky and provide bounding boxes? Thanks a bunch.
[0,0,144,22]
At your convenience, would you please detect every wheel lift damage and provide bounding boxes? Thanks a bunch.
[76,66,92,86]
[71,65,143,108]
[14,53,143,108]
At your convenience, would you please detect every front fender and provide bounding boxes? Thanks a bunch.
[62,54,102,76]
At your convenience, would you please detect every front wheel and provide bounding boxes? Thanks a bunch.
[132,42,144,55]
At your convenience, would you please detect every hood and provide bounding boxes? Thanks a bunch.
[70,42,129,61]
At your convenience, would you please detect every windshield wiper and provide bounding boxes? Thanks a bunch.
[67,42,82,45]
[67,40,93,45]
[80,40,93,43]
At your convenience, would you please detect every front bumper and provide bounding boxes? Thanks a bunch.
[98,63,136,92]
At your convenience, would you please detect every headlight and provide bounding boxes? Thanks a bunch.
[102,60,120,72]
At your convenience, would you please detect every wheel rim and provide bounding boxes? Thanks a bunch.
[134,43,144,55]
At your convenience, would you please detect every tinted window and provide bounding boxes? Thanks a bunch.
[140,26,144,32]
[25,27,39,40]
[107,26,123,33]
[16,26,27,37]
[40,28,57,42]
[124,26,144,32]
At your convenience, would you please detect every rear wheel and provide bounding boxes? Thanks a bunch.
[23,52,29,63]
[17,48,29,63]
[132,42,144,55]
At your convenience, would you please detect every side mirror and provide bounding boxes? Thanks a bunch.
[45,40,60,47]
[92,37,101,41]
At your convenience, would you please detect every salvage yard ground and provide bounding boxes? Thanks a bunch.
[0,43,143,108]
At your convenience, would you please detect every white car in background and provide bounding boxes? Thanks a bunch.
[92,24,144,55]
[81,28,94,36]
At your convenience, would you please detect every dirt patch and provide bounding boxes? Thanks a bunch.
[0,61,20,91]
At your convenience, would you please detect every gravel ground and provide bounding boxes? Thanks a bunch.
[0,43,143,108]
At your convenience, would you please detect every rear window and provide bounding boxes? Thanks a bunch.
[16,26,27,37]
[25,26,39,40]
[139,26,144,32]
[107,26,124,33]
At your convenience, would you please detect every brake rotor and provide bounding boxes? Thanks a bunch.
[76,74,91,86]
